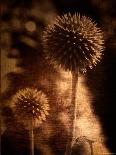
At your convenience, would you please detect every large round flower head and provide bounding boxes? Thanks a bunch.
[12,88,50,123]
[43,13,104,73]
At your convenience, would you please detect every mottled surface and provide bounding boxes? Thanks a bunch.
[1,0,115,155]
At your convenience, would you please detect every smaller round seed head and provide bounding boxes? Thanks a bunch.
[43,13,104,73]
[12,88,50,123]
[76,136,94,144]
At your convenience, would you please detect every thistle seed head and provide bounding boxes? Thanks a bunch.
[12,88,50,123]
[43,13,104,73]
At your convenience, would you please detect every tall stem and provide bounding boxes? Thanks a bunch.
[30,118,34,155]
[90,143,94,155]
[71,71,78,144]
[65,71,78,155]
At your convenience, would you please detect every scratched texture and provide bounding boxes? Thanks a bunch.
[0,0,115,155]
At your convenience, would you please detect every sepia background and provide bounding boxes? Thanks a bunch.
[1,0,116,155]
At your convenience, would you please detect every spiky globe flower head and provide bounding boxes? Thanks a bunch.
[43,13,104,73]
[12,88,50,123]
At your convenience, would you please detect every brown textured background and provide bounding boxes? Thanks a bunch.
[1,0,116,154]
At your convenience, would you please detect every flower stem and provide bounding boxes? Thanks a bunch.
[65,71,78,155]
[90,143,94,155]
[30,118,34,155]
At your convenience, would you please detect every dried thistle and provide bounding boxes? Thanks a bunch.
[43,13,104,73]
[12,88,49,123]
[43,13,104,155]
[12,88,49,155]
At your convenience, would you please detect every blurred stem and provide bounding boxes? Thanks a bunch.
[90,143,94,155]
[30,118,34,155]
[65,71,78,155]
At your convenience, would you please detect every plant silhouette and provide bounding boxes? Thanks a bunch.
[43,13,104,155]
[12,88,50,155]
